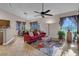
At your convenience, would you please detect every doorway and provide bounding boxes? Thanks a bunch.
[0,20,10,45]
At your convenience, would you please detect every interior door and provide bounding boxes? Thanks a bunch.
[0,31,3,45]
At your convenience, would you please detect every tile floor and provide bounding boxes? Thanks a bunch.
[0,36,47,56]
[61,42,79,56]
[0,36,78,56]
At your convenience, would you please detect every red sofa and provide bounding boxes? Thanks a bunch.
[40,32,46,37]
[23,31,46,44]
[23,32,38,44]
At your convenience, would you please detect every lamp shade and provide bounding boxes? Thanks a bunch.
[45,17,56,24]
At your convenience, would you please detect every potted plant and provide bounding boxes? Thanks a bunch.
[58,31,65,40]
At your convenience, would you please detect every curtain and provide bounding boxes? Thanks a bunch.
[59,15,77,31]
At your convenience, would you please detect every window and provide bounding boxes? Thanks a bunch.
[60,16,77,32]
[30,22,40,30]
[59,15,77,40]
[16,21,26,36]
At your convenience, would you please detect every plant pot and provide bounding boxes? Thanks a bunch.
[58,31,65,41]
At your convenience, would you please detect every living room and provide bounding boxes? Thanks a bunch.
[0,3,78,56]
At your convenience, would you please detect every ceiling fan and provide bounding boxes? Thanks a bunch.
[34,3,53,18]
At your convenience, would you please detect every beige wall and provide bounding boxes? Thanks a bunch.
[58,10,78,17]
[0,9,28,43]
[28,10,78,38]
[28,16,60,38]
[0,8,77,43]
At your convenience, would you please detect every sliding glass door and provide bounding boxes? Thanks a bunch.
[59,15,77,41]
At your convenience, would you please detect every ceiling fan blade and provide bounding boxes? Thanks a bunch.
[34,11,40,13]
[44,10,50,13]
[44,14,53,16]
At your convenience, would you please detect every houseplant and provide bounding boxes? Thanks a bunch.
[58,31,65,40]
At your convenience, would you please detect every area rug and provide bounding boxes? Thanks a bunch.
[29,37,62,56]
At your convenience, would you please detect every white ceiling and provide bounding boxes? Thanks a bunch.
[0,3,79,20]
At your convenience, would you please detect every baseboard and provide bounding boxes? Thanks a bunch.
[3,37,15,45]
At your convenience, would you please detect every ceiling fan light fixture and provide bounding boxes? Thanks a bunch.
[34,3,53,18]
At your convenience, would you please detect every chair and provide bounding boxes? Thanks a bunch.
[23,32,38,44]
